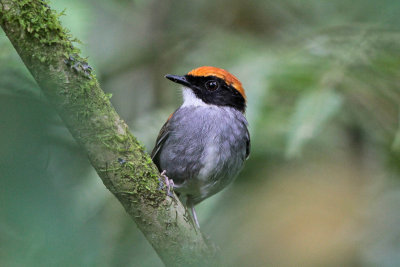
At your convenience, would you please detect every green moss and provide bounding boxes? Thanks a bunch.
[0,0,166,206]
[0,0,92,77]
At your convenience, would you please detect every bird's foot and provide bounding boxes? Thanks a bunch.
[158,170,175,198]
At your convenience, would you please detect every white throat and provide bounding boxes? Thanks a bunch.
[181,87,209,107]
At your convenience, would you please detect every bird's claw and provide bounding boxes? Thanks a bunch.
[158,170,175,197]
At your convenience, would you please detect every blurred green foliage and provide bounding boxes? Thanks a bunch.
[1,0,400,266]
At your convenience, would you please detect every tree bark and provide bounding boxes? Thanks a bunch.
[0,1,215,266]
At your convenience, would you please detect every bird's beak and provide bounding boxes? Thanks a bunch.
[165,74,191,87]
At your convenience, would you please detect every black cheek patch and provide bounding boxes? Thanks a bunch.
[185,75,246,113]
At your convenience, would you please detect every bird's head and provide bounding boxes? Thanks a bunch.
[165,66,246,113]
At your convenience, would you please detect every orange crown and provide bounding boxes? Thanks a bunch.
[187,66,246,100]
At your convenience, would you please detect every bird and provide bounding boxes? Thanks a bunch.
[151,66,250,228]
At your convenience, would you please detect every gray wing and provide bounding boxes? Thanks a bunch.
[151,117,171,171]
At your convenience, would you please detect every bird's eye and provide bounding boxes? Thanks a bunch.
[205,80,219,91]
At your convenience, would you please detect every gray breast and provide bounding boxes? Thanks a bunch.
[158,105,248,204]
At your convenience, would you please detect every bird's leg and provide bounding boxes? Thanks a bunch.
[186,198,200,228]
[159,170,174,197]
[191,206,200,229]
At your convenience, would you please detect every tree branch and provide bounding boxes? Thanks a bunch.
[0,1,215,266]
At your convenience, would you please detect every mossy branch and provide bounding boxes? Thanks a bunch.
[0,0,215,266]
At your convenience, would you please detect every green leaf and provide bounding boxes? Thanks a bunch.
[286,89,342,158]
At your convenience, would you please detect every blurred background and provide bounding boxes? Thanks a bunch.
[1,0,400,266]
